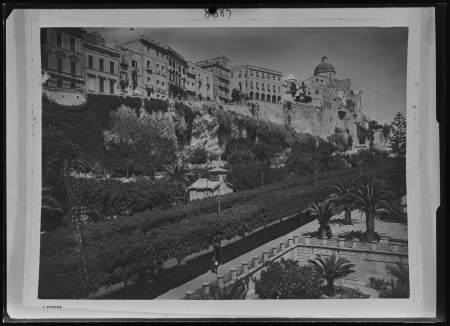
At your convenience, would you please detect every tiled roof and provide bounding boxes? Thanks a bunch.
[188,178,220,190]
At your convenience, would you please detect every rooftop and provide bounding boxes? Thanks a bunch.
[188,178,220,190]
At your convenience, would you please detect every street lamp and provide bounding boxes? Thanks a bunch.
[214,190,223,263]
[313,170,319,187]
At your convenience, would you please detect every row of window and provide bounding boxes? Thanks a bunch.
[88,77,116,94]
[41,30,77,52]
[232,70,281,81]
[42,53,78,75]
[88,55,115,73]
[244,81,281,92]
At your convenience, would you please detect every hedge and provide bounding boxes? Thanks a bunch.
[39,163,391,299]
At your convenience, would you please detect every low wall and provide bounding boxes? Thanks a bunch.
[181,235,408,299]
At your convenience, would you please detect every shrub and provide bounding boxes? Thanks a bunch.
[253,258,324,299]
[174,101,196,144]
[119,95,142,117]
[143,98,169,115]
[328,155,343,170]
[188,146,208,164]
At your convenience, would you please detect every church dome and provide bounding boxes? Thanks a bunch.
[314,56,336,76]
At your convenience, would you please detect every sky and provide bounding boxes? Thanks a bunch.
[85,27,408,124]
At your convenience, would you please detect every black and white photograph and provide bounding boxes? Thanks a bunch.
[6,7,441,320]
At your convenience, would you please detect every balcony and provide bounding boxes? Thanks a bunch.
[146,68,153,74]
[120,59,129,66]
[119,77,129,85]
[145,84,154,90]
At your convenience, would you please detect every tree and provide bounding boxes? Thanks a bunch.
[306,201,336,239]
[327,181,355,225]
[308,254,356,296]
[163,163,194,204]
[188,146,208,164]
[252,258,324,299]
[47,139,87,175]
[188,277,250,300]
[346,177,401,241]
[231,88,242,104]
[388,112,407,203]
[290,83,298,98]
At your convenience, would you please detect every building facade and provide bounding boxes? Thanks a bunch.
[82,31,120,95]
[197,55,231,103]
[230,63,283,104]
[116,36,168,99]
[186,62,214,101]
[41,28,86,90]
[165,46,188,100]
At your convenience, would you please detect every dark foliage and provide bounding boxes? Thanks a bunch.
[253,258,324,299]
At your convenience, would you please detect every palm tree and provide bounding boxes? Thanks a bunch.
[346,176,400,241]
[163,162,194,204]
[188,277,249,300]
[306,201,336,239]
[386,261,409,294]
[308,254,356,297]
[327,181,355,225]
[47,139,87,176]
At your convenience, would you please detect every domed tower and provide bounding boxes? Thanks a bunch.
[314,55,336,78]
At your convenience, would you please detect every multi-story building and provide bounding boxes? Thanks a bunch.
[197,55,231,103]
[165,45,188,100]
[230,63,283,104]
[115,36,168,99]
[82,31,120,95]
[186,61,214,101]
[40,28,86,89]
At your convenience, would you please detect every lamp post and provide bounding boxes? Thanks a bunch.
[214,190,223,263]
[313,170,319,187]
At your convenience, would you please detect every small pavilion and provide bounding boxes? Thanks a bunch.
[188,167,234,201]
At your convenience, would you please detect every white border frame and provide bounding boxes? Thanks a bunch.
[6,7,438,319]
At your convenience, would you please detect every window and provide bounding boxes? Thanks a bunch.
[99,59,104,71]
[278,77,280,81]
[70,37,75,51]
[262,73,265,78]
[57,79,62,88]
[231,72,233,78]
[250,70,253,76]
[250,81,253,88]
[262,83,265,91]
[278,86,281,92]
[42,53,48,69]
[156,50,159,57]
[110,81,114,94]
[239,82,242,91]
[162,82,165,87]
[89,77,95,91]
[273,85,275,92]
[99,79,104,93]
[245,81,248,87]
[157,80,160,85]
[110,62,114,73]
[88,55,93,68]
[132,60,137,69]
[41,29,47,44]
[57,57,63,72]
[71,61,76,75]
[273,76,275,80]
[56,32,62,47]
[147,77,151,83]
[256,82,259,88]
